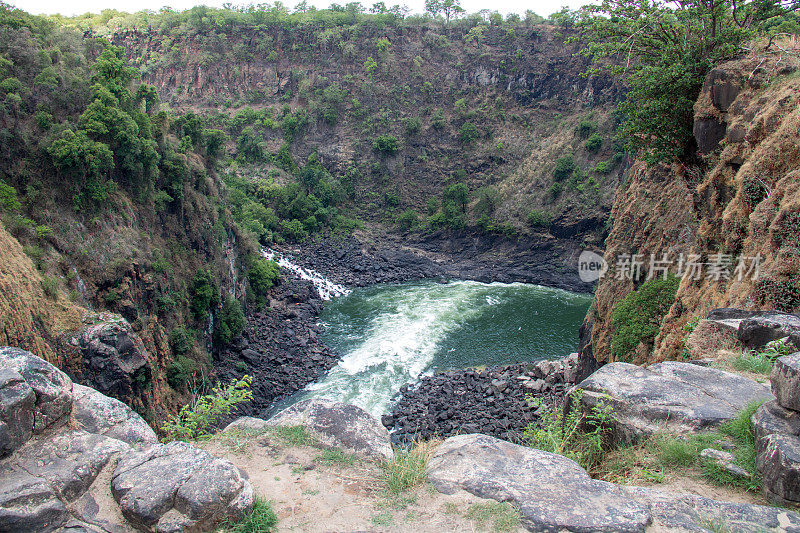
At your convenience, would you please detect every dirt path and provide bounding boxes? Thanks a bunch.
[200,430,525,533]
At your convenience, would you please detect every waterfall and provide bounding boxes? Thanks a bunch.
[262,248,350,301]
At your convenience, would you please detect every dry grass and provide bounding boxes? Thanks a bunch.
[382,438,442,494]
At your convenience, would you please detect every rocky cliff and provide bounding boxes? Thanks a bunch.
[584,48,800,366]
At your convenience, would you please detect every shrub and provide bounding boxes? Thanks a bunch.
[221,495,278,533]
[458,121,480,144]
[524,390,613,471]
[248,257,280,297]
[190,270,219,320]
[373,134,399,156]
[384,190,400,207]
[167,355,198,389]
[161,376,253,442]
[279,218,309,241]
[382,439,440,494]
[430,109,446,130]
[0,180,21,211]
[547,182,563,200]
[527,209,552,228]
[396,209,419,231]
[402,116,421,136]
[214,296,245,346]
[611,275,680,360]
[576,119,597,138]
[442,182,469,212]
[474,186,500,217]
[585,133,603,152]
[169,326,192,356]
[553,155,577,181]
[41,276,58,300]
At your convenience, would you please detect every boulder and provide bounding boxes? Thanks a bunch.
[111,441,253,532]
[0,464,69,532]
[699,448,749,479]
[738,313,800,350]
[757,433,800,504]
[222,416,270,433]
[427,433,652,532]
[771,353,800,411]
[0,347,73,457]
[752,399,800,450]
[72,384,157,446]
[576,361,773,445]
[78,318,152,404]
[427,434,800,532]
[267,399,392,459]
[684,318,740,357]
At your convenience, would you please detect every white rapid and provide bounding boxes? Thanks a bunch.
[262,248,350,301]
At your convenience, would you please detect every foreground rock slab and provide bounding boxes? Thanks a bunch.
[111,441,253,532]
[428,434,800,532]
[576,361,773,444]
[753,400,800,504]
[428,434,652,532]
[72,383,157,446]
[265,399,393,459]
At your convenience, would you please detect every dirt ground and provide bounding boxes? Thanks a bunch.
[200,431,526,533]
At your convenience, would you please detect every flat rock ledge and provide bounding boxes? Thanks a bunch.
[226,398,393,460]
[576,361,773,445]
[428,434,800,532]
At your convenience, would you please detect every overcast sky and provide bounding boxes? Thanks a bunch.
[13,0,587,19]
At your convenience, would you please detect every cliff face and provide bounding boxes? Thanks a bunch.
[585,50,800,366]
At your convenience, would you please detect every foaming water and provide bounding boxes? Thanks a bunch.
[263,248,349,300]
[287,279,591,417]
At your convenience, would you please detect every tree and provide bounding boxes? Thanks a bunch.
[425,0,442,17]
[576,0,796,163]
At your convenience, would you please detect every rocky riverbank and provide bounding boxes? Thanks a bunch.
[384,353,581,444]
[213,275,341,417]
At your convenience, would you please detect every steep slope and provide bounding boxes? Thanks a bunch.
[584,47,800,366]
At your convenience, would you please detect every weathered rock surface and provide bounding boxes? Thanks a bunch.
[77,318,152,405]
[268,399,392,459]
[738,313,800,350]
[771,352,800,411]
[428,433,800,532]
[0,347,73,457]
[111,441,253,531]
[72,384,157,446]
[752,399,800,505]
[428,433,651,532]
[684,317,740,357]
[576,361,773,444]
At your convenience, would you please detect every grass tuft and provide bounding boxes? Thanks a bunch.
[382,438,441,494]
[220,495,277,533]
[316,447,358,466]
[465,501,522,532]
[270,425,316,447]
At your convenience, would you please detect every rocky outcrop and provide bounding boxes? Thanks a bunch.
[739,313,800,351]
[428,433,800,532]
[111,441,253,531]
[576,361,773,445]
[72,383,158,446]
[0,347,73,458]
[76,317,152,407]
[753,352,800,504]
[387,354,581,444]
[0,348,253,532]
[265,399,392,459]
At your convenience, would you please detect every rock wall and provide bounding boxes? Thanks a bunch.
[585,51,800,366]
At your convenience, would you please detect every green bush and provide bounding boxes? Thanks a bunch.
[611,275,680,360]
[161,376,253,442]
[527,209,552,228]
[248,257,280,297]
[396,209,419,231]
[169,326,192,356]
[167,355,198,389]
[458,121,480,144]
[279,218,309,241]
[585,133,603,152]
[553,155,577,181]
[733,338,794,375]
[547,182,563,200]
[373,134,399,155]
[576,119,597,138]
[402,116,421,136]
[222,495,278,533]
[214,296,245,346]
[190,269,219,320]
[384,190,400,207]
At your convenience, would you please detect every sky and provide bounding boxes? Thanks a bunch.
[13,0,587,19]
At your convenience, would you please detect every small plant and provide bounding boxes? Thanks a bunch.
[458,121,480,144]
[396,209,419,232]
[169,326,192,356]
[382,439,441,494]
[373,134,399,156]
[41,275,58,300]
[680,316,701,360]
[585,133,603,152]
[270,425,316,447]
[732,338,794,375]
[248,256,280,297]
[316,447,357,466]
[220,495,277,533]
[552,155,577,181]
[214,296,245,346]
[523,391,613,472]
[576,119,597,138]
[527,209,552,228]
[161,376,253,442]
[465,501,522,532]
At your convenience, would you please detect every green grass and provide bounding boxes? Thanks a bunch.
[269,425,316,447]
[370,510,394,526]
[316,447,358,466]
[382,439,440,494]
[732,349,775,374]
[221,495,277,533]
[465,501,522,532]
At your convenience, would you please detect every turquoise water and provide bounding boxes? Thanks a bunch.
[293,279,591,417]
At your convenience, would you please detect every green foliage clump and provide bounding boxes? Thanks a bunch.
[396,209,419,231]
[161,375,253,442]
[248,256,280,297]
[190,269,219,320]
[458,121,480,144]
[552,155,577,181]
[402,116,421,136]
[221,495,278,533]
[0,179,21,211]
[585,133,603,152]
[732,338,794,375]
[373,134,399,155]
[169,325,192,356]
[527,209,552,228]
[524,390,613,471]
[611,275,680,360]
[214,296,245,346]
[576,119,597,138]
[167,355,198,389]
